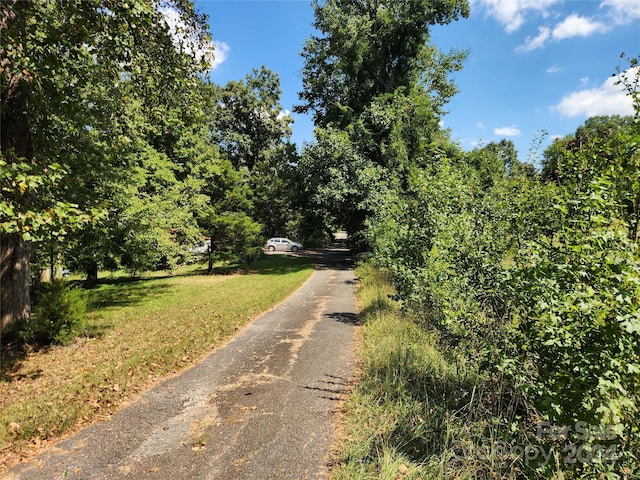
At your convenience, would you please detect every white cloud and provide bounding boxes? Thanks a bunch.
[552,14,609,39]
[494,126,522,136]
[601,0,640,23]
[547,65,562,73]
[159,6,222,69]
[517,14,609,51]
[553,67,638,117]
[211,41,230,70]
[517,26,550,52]
[277,109,292,121]
[477,0,639,52]
[474,0,561,32]
[477,121,486,129]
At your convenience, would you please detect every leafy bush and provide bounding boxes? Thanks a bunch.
[24,280,87,346]
[366,142,640,477]
[506,179,640,477]
[240,245,263,264]
[334,262,534,480]
[368,159,556,353]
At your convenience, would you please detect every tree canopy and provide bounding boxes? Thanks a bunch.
[295,0,469,243]
[1,1,268,328]
[296,0,469,127]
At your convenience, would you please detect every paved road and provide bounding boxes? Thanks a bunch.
[5,248,358,480]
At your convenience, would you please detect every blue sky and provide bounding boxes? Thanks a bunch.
[195,0,639,163]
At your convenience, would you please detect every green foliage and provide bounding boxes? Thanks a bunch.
[24,280,87,346]
[295,0,469,241]
[298,126,392,239]
[0,157,94,241]
[1,0,213,324]
[541,115,640,241]
[362,126,640,476]
[334,262,531,480]
[615,53,640,117]
[206,211,261,261]
[368,143,556,351]
[209,68,300,241]
[195,156,262,269]
[296,12,640,474]
[249,149,303,239]
[297,0,469,126]
[213,67,293,171]
[506,178,640,476]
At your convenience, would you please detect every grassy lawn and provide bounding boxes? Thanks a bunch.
[0,254,314,467]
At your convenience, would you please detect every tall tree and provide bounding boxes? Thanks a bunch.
[213,66,293,171]
[295,0,469,242]
[212,67,300,238]
[0,0,211,331]
[296,0,469,127]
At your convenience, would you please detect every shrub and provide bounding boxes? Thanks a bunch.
[507,179,640,477]
[24,280,87,346]
[241,246,263,264]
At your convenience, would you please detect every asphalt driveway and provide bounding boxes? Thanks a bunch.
[5,248,359,480]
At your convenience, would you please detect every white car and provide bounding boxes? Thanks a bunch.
[265,238,303,252]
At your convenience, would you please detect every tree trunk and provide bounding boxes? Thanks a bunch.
[85,261,98,286]
[52,248,63,279]
[0,233,31,331]
[1,1,36,333]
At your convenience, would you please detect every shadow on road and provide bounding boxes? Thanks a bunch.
[325,311,361,326]
[301,374,356,402]
[266,245,356,271]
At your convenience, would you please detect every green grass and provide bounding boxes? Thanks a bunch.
[331,262,530,480]
[0,254,314,465]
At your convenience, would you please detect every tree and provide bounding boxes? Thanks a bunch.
[295,0,469,244]
[541,115,640,240]
[196,158,261,272]
[296,0,469,127]
[212,67,300,238]
[298,127,391,241]
[1,0,211,331]
[213,67,293,171]
[465,139,518,189]
[248,144,302,239]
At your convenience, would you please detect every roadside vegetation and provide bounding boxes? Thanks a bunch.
[332,263,466,479]
[3,2,640,478]
[297,2,640,477]
[335,246,639,479]
[332,262,492,479]
[0,255,313,467]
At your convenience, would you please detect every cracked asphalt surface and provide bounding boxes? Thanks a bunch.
[5,248,359,480]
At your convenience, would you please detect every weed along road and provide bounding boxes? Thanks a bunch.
[5,248,359,480]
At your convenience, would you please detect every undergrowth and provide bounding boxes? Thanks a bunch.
[331,262,542,480]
